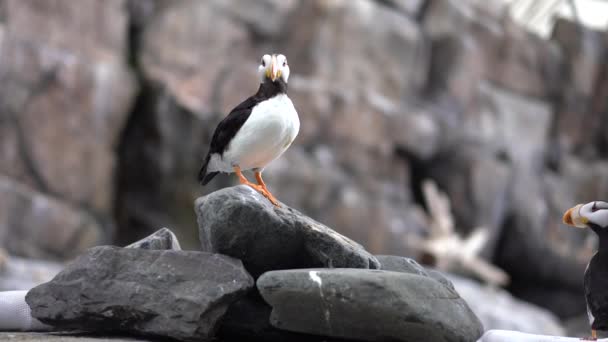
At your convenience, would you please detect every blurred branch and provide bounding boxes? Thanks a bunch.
[407,179,510,287]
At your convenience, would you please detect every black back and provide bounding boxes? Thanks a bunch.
[198,77,287,185]
[585,223,608,330]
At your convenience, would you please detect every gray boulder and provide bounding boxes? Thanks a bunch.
[257,269,483,342]
[196,185,380,277]
[26,246,253,341]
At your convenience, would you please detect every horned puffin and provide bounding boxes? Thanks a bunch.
[198,53,299,206]
[563,201,608,340]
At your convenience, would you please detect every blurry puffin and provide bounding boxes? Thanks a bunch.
[563,201,608,340]
[198,53,299,206]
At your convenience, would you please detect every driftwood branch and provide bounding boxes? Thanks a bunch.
[408,179,510,287]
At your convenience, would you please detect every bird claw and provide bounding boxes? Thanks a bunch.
[260,190,280,207]
[245,184,280,207]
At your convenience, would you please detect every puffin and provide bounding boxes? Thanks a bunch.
[563,201,608,340]
[198,53,299,206]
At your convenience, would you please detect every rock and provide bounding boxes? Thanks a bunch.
[551,18,606,155]
[389,106,441,160]
[261,144,424,256]
[427,35,486,110]
[376,254,455,290]
[196,185,380,278]
[477,82,552,171]
[379,0,425,17]
[478,330,608,342]
[139,1,253,114]
[376,254,429,276]
[0,0,137,217]
[423,0,562,99]
[257,269,483,342]
[124,227,181,250]
[284,0,428,145]
[447,274,565,335]
[219,295,348,342]
[0,176,102,260]
[212,0,300,38]
[26,246,254,341]
[0,333,146,341]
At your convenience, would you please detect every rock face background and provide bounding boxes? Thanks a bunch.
[1,0,607,333]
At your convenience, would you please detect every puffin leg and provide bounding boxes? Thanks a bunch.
[233,166,264,193]
[254,171,279,207]
[582,329,598,340]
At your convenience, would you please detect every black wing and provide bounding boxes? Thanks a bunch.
[198,96,258,185]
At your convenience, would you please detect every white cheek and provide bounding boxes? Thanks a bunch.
[282,67,290,82]
[589,210,608,228]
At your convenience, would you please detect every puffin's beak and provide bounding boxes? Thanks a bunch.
[563,204,588,228]
[270,55,280,82]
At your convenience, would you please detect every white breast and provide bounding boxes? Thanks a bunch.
[210,94,299,173]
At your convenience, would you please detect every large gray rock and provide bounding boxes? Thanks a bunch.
[26,246,254,341]
[218,295,347,342]
[196,185,380,278]
[257,269,483,342]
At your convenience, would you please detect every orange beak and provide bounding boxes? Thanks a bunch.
[270,55,279,82]
[562,208,574,226]
[562,204,588,228]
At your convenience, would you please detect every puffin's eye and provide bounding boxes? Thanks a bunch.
[261,59,266,67]
[592,202,599,212]
[283,61,287,67]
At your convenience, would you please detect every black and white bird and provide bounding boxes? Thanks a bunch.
[198,53,299,206]
[563,201,608,340]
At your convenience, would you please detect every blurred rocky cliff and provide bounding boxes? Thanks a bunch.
[0,0,607,325]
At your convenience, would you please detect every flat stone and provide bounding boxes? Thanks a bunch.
[376,255,455,290]
[0,332,146,342]
[124,227,181,250]
[26,246,253,341]
[196,185,380,278]
[218,294,349,342]
[257,268,483,342]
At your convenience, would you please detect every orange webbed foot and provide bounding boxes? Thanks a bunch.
[254,171,280,207]
[581,330,598,341]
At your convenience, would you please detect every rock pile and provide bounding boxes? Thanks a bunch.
[25,187,483,342]
[2,0,608,325]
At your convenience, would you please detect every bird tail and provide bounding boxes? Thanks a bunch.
[198,154,219,186]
